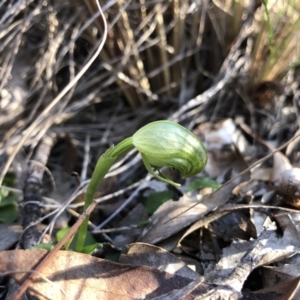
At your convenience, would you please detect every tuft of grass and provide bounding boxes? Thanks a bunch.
[249,0,300,85]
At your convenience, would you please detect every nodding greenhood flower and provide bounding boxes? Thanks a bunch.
[132,120,208,186]
[77,120,208,252]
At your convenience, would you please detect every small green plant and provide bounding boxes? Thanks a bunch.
[76,120,208,252]
[0,172,19,223]
[186,177,221,193]
[145,190,175,214]
[262,0,275,61]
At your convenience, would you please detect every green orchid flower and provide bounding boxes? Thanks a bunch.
[76,120,207,252]
[132,120,207,186]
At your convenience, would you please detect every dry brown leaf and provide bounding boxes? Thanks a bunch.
[270,151,300,207]
[151,277,240,300]
[205,217,300,292]
[113,203,148,247]
[195,119,249,178]
[260,258,300,299]
[0,224,22,251]
[251,167,273,181]
[274,167,300,207]
[0,249,193,300]
[119,242,199,280]
[251,209,269,235]
[177,138,251,244]
[243,276,300,300]
[178,205,251,244]
[156,231,186,252]
[149,273,243,300]
[149,277,207,300]
[261,265,300,289]
[138,196,209,245]
[275,213,299,239]
[211,209,256,241]
[232,180,267,198]
[272,151,292,182]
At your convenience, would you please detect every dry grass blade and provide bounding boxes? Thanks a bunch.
[249,0,300,86]
[0,0,108,185]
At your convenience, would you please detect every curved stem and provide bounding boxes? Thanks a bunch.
[76,137,134,252]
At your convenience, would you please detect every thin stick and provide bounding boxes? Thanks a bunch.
[80,134,90,182]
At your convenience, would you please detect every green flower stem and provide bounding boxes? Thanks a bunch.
[76,137,134,252]
[75,121,207,252]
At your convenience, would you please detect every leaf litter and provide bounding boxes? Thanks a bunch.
[0,249,193,300]
[2,0,300,299]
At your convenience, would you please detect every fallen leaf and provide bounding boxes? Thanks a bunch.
[178,205,243,245]
[138,196,208,245]
[195,119,249,178]
[0,249,193,300]
[270,150,300,207]
[250,167,272,181]
[156,231,186,252]
[0,224,22,251]
[119,243,199,280]
[261,265,299,288]
[274,167,300,208]
[148,277,207,300]
[243,276,300,300]
[205,217,300,292]
[149,277,240,300]
[211,209,257,241]
[113,203,148,248]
